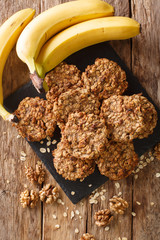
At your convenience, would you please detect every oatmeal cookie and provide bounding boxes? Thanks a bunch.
[101,94,157,142]
[62,112,108,159]
[82,58,128,100]
[45,62,82,102]
[53,142,95,181]
[54,88,100,127]
[13,97,56,142]
[96,141,139,180]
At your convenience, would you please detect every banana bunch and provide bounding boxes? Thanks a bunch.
[0,8,35,120]
[16,0,140,92]
[16,0,114,92]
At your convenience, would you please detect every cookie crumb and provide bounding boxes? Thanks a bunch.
[71,191,75,195]
[88,184,92,187]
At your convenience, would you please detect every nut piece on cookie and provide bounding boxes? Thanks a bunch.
[20,189,39,208]
[39,184,59,204]
[96,141,138,180]
[80,233,96,240]
[109,196,129,214]
[94,209,114,227]
[62,112,108,159]
[53,88,100,127]
[13,97,56,142]
[101,94,157,142]
[45,62,82,102]
[82,58,128,100]
[53,142,95,181]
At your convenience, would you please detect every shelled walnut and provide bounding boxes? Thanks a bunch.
[20,189,39,208]
[109,196,128,214]
[39,184,59,204]
[94,209,113,227]
[25,161,45,184]
[80,233,96,240]
[154,143,160,160]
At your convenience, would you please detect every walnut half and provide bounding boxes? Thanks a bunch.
[20,189,39,208]
[94,209,114,227]
[39,184,59,204]
[80,233,95,240]
[109,196,129,215]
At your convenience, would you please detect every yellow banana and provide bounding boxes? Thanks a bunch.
[0,8,35,120]
[36,16,140,81]
[16,0,114,92]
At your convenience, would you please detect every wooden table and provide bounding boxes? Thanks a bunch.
[0,1,160,239]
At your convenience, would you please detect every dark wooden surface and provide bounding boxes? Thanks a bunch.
[0,1,160,240]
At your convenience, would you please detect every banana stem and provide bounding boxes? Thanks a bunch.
[30,71,45,93]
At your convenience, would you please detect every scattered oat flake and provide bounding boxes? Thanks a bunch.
[24,184,27,188]
[75,210,80,215]
[52,214,57,219]
[71,191,75,195]
[122,238,128,240]
[105,226,110,231]
[94,192,99,198]
[6,180,10,184]
[150,156,154,161]
[115,182,120,189]
[40,140,44,144]
[20,156,26,161]
[47,148,50,153]
[143,162,147,167]
[118,192,122,196]
[21,151,26,157]
[17,134,21,138]
[140,155,144,160]
[55,224,60,229]
[135,168,140,173]
[71,211,75,219]
[63,212,67,217]
[102,189,106,193]
[46,136,51,141]
[101,195,106,201]
[136,201,141,205]
[134,174,138,180]
[52,139,57,144]
[75,228,79,234]
[79,216,82,219]
[139,165,143,169]
[156,173,160,178]
[40,148,46,153]
[88,184,92,187]
[47,141,51,146]
[131,212,136,217]
[150,202,155,206]
[146,158,151,163]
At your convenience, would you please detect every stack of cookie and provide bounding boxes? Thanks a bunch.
[13,59,158,181]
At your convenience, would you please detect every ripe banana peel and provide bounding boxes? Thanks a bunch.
[35,16,140,83]
[0,8,35,120]
[16,0,114,92]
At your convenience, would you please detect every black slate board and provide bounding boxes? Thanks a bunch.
[4,42,160,204]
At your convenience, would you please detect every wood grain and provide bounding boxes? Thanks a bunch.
[0,0,160,240]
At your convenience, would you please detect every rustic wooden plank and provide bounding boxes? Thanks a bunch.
[0,1,42,240]
[131,1,160,239]
[131,0,160,107]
